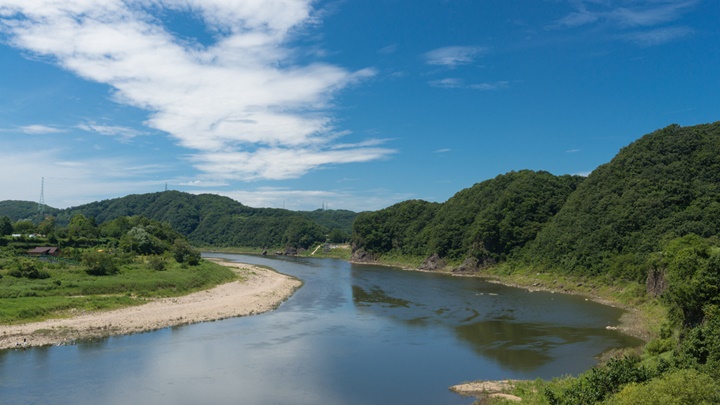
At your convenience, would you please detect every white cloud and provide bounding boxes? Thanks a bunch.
[622,26,693,46]
[19,124,65,134]
[469,81,509,91]
[554,0,697,28]
[429,78,509,91]
[177,180,229,188]
[424,46,487,67]
[0,145,171,208]
[189,144,394,181]
[204,187,415,212]
[0,0,392,181]
[77,122,144,142]
[435,148,451,153]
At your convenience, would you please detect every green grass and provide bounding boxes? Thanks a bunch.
[0,258,237,324]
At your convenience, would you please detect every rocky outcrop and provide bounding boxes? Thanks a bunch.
[452,256,496,273]
[350,248,377,263]
[418,253,446,271]
[646,267,667,297]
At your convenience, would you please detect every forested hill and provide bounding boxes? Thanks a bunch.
[523,121,720,279]
[352,121,720,278]
[351,170,584,265]
[0,201,60,224]
[0,191,357,249]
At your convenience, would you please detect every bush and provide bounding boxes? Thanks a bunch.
[544,356,653,405]
[8,259,50,279]
[674,306,720,379]
[147,255,166,271]
[172,239,200,266]
[607,369,720,405]
[82,250,119,276]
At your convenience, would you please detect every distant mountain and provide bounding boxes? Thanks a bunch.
[298,209,358,235]
[0,200,60,223]
[352,170,583,265]
[524,121,720,279]
[0,191,357,249]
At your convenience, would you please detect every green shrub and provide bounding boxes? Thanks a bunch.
[82,250,119,276]
[544,356,653,405]
[172,239,200,266]
[147,255,166,271]
[674,306,720,379]
[8,259,50,279]
[646,337,675,355]
[607,369,720,405]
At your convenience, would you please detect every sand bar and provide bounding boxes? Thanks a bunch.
[0,259,302,350]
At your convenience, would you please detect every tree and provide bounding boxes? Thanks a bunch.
[13,220,36,234]
[38,215,56,236]
[0,216,12,236]
[82,250,118,276]
[120,226,160,255]
[172,238,200,265]
[67,214,98,239]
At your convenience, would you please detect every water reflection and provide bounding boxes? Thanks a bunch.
[350,264,642,373]
[455,321,585,372]
[0,255,642,404]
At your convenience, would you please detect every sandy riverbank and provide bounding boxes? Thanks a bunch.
[0,260,302,350]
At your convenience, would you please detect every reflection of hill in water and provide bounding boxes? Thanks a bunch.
[351,285,412,308]
[350,277,638,373]
[454,320,589,372]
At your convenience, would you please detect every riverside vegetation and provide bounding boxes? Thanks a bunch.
[0,215,236,324]
[350,121,720,404]
[3,121,720,403]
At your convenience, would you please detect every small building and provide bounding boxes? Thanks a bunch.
[27,247,60,257]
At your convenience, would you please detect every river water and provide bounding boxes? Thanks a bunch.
[0,254,641,404]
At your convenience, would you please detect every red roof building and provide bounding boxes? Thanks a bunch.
[27,247,60,257]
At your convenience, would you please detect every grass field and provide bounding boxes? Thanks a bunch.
[0,258,237,324]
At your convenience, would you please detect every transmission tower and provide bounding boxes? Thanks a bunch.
[38,177,45,215]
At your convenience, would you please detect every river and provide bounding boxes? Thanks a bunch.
[0,254,641,404]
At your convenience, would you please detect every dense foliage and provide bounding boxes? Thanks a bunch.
[0,214,228,323]
[352,170,582,263]
[0,191,356,249]
[525,122,720,278]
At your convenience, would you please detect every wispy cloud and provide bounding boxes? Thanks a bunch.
[77,122,144,142]
[0,0,392,181]
[379,44,397,54]
[424,46,487,67]
[554,0,697,28]
[19,124,65,135]
[208,187,415,211]
[429,78,509,91]
[551,0,698,46]
[435,148,451,153]
[566,149,581,153]
[622,26,693,46]
[0,145,172,207]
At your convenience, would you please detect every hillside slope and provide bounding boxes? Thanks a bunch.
[524,121,720,278]
[352,170,583,265]
[0,191,357,249]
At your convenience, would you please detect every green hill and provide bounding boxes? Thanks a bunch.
[352,170,583,264]
[0,191,357,249]
[0,200,60,223]
[523,121,720,279]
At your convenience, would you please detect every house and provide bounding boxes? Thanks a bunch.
[27,247,60,257]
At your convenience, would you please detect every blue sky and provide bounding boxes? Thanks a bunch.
[0,0,718,212]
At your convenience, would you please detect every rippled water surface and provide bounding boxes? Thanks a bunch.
[0,254,641,404]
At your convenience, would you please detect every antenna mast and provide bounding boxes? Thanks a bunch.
[38,177,45,215]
